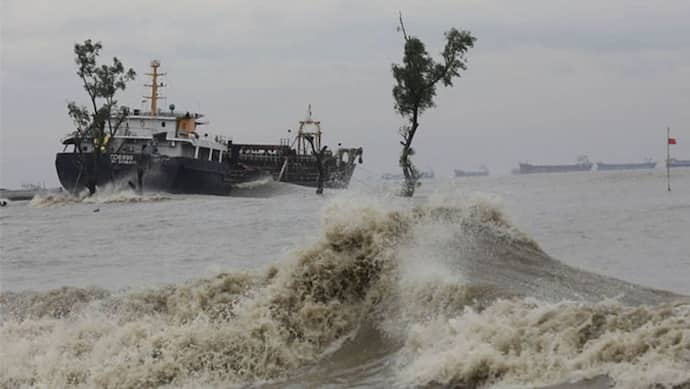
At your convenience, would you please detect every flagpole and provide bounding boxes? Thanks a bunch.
[667,126,671,192]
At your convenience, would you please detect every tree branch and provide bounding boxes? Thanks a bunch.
[398,11,408,41]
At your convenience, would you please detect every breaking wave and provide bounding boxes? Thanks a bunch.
[230,177,305,197]
[29,184,169,208]
[233,177,274,189]
[2,195,688,388]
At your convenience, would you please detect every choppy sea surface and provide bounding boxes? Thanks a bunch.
[1,169,689,388]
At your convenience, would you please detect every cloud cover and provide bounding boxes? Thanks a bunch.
[2,0,689,186]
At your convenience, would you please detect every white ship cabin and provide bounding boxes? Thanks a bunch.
[61,60,230,163]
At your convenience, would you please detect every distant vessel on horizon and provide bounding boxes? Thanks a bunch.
[667,158,690,168]
[381,170,434,180]
[596,160,656,171]
[0,184,62,201]
[515,156,592,174]
[454,165,489,177]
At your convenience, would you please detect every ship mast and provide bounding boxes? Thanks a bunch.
[296,104,322,154]
[144,60,166,116]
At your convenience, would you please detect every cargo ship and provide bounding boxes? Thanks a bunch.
[667,158,690,168]
[381,170,434,180]
[596,160,656,171]
[454,165,489,177]
[515,156,592,174]
[56,61,362,195]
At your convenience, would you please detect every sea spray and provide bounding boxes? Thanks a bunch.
[1,195,689,388]
[0,202,411,387]
[0,287,111,321]
[233,177,274,189]
[395,299,690,388]
[29,184,169,208]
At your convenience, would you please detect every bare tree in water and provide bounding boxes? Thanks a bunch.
[392,13,476,196]
[67,39,136,195]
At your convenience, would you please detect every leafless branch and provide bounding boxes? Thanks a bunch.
[398,11,408,41]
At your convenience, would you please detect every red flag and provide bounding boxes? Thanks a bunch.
[668,137,677,145]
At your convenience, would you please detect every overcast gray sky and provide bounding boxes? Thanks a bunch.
[2,0,689,187]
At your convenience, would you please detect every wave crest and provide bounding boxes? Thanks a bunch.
[2,195,687,388]
[397,298,690,388]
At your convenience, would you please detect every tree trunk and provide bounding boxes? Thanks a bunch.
[400,113,419,197]
[87,150,98,196]
[315,159,325,195]
[136,168,144,195]
[314,146,327,195]
[306,137,327,195]
[400,146,416,197]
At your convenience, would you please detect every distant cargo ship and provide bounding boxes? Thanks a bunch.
[667,158,690,168]
[0,184,62,201]
[516,156,592,174]
[596,160,656,171]
[381,170,434,180]
[454,165,489,177]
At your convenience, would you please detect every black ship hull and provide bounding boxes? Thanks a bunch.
[239,155,357,189]
[231,144,363,189]
[55,152,264,195]
[56,147,362,195]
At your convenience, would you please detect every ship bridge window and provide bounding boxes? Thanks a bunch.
[198,147,210,161]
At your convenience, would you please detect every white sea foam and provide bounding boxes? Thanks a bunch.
[233,177,274,189]
[29,184,169,208]
[395,298,690,388]
[2,194,688,388]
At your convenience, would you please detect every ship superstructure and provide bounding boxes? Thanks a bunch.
[233,105,363,188]
[57,60,261,195]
